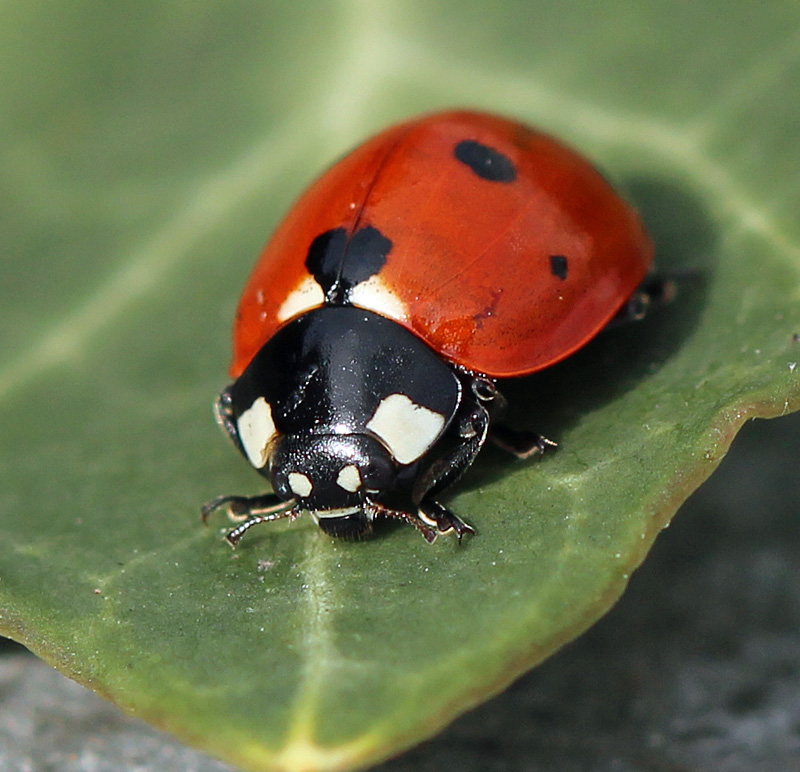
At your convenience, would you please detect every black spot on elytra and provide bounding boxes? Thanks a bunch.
[454,140,517,183]
[306,229,348,287]
[305,226,393,304]
[550,255,568,280]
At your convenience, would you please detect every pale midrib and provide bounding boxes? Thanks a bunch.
[287,534,337,738]
[269,530,387,770]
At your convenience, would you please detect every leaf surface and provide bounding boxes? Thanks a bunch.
[1,2,800,770]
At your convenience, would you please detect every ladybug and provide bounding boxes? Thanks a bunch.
[203,110,657,545]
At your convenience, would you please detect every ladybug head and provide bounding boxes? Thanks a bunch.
[269,432,396,539]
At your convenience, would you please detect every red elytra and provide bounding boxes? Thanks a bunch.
[231,110,653,379]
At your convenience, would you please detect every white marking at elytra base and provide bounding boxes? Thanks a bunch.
[348,274,409,323]
[277,275,326,323]
[336,464,362,492]
[238,397,277,469]
[288,472,314,498]
[366,393,445,465]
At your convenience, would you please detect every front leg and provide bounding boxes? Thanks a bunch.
[410,401,491,541]
[416,499,475,542]
[201,492,299,548]
[201,491,286,523]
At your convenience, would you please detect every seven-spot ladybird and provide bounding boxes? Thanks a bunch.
[203,110,656,544]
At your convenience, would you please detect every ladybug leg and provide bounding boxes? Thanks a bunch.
[363,500,439,544]
[611,275,677,326]
[490,426,557,459]
[417,500,476,542]
[201,492,286,524]
[409,402,490,541]
[224,504,300,548]
[202,494,298,547]
[469,375,557,460]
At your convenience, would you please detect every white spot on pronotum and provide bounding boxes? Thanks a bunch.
[336,464,362,492]
[277,275,325,322]
[349,275,409,323]
[366,393,445,465]
[288,472,313,498]
[238,397,277,468]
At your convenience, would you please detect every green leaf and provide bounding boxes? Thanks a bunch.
[2,2,799,771]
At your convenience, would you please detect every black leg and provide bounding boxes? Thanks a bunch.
[465,375,557,460]
[490,425,557,459]
[417,499,476,542]
[224,504,300,548]
[363,500,439,544]
[413,404,489,502]
[202,492,298,547]
[201,492,287,523]
[406,402,490,541]
[611,274,678,326]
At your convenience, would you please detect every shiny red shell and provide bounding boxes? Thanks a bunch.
[232,110,653,379]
